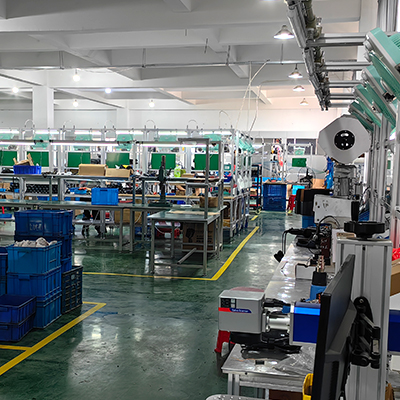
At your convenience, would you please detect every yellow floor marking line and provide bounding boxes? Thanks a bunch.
[83,226,260,282]
[0,345,31,351]
[251,215,258,221]
[0,302,106,376]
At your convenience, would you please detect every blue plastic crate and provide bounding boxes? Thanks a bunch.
[0,214,12,219]
[14,233,72,260]
[0,247,7,276]
[34,290,61,328]
[0,277,5,296]
[15,210,73,237]
[13,165,42,175]
[7,266,61,299]
[7,242,61,274]
[0,294,36,324]
[61,257,72,274]
[69,188,87,195]
[62,266,83,314]
[91,188,119,205]
[264,184,287,198]
[0,314,35,342]
[263,196,286,211]
[302,215,316,228]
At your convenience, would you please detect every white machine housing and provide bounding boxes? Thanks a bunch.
[218,290,265,334]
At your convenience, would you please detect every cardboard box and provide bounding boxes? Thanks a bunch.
[199,196,218,208]
[223,219,230,227]
[114,209,142,225]
[391,260,400,296]
[312,178,325,189]
[78,164,106,176]
[105,168,131,178]
[182,222,215,251]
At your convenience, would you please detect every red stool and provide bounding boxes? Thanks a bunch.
[214,287,264,353]
[287,194,296,213]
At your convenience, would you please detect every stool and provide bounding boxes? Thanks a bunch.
[287,194,296,213]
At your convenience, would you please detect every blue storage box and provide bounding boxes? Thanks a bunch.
[91,188,119,205]
[14,234,72,260]
[13,165,42,175]
[0,277,5,296]
[0,247,7,276]
[61,257,72,273]
[34,290,61,328]
[302,215,316,228]
[0,314,35,342]
[14,210,73,237]
[62,266,83,314]
[7,267,61,299]
[263,196,286,211]
[0,214,12,219]
[0,294,36,324]
[264,184,287,198]
[7,242,61,274]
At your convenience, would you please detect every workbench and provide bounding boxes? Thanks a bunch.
[148,207,224,275]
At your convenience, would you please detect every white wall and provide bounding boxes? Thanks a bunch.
[0,107,341,139]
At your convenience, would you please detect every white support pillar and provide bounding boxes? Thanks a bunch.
[32,87,54,128]
[116,108,131,129]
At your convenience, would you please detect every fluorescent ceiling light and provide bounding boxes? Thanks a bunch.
[105,88,112,94]
[51,140,118,147]
[72,99,79,107]
[289,64,303,79]
[300,98,309,106]
[0,140,35,145]
[293,85,305,92]
[73,70,80,82]
[12,87,19,94]
[149,100,155,108]
[274,25,294,40]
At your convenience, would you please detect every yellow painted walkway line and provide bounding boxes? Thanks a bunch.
[0,301,106,376]
[83,226,260,282]
[0,345,31,351]
[251,215,258,221]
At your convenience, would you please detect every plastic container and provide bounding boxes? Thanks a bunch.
[263,196,286,212]
[14,210,73,237]
[0,277,5,296]
[91,188,119,205]
[0,315,35,342]
[264,183,287,198]
[302,215,316,228]
[62,266,83,314]
[0,247,7,276]
[61,257,72,274]
[0,214,12,219]
[0,294,37,324]
[13,165,42,175]
[7,242,61,274]
[7,267,61,299]
[14,234,72,260]
[292,185,305,196]
[34,290,61,328]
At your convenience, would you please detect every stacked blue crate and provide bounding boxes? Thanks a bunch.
[7,242,62,328]
[263,184,287,212]
[0,248,7,296]
[14,210,73,273]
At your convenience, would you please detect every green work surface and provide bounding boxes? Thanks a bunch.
[28,151,49,167]
[0,150,17,166]
[292,157,307,168]
[106,152,130,168]
[67,152,91,168]
[194,154,219,171]
[151,153,176,170]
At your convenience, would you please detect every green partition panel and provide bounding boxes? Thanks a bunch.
[67,152,91,168]
[151,153,176,170]
[0,151,17,166]
[194,154,219,171]
[106,152,130,168]
[28,151,49,167]
[292,157,307,168]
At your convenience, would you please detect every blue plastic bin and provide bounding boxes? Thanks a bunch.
[264,184,287,198]
[13,165,42,175]
[0,294,37,324]
[7,242,61,274]
[7,267,61,299]
[62,266,83,314]
[0,214,12,219]
[14,210,73,237]
[91,188,119,205]
[0,247,7,276]
[61,257,72,273]
[34,290,61,328]
[302,215,316,228]
[0,277,5,296]
[0,314,35,342]
[263,196,286,211]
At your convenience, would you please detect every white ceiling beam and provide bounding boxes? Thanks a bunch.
[163,0,192,13]
[251,88,271,105]
[57,88,126,109]
[156,88,196,105]
[0,0,6,19]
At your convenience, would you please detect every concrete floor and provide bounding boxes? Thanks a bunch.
[0,211,301,400]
